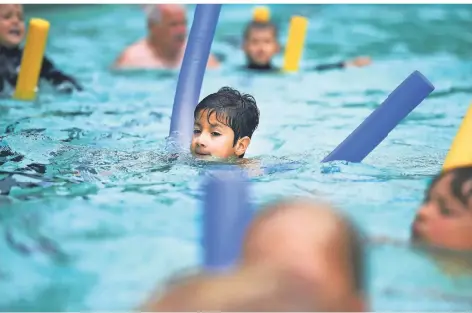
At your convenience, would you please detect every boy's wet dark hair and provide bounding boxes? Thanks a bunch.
[243,21,279,41]
[194,87,260,158]
[426,165,472,206]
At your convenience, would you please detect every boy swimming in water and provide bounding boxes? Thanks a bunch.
[0,4,83,96]
[242,20,372,72]
[0,87,258,193]
[412,165,472,251]
[190,86,260,162]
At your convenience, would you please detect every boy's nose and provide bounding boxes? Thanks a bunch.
[10,14,20,22]
[196,133,210,147]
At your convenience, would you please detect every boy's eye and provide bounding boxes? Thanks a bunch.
[211,132,221,136]
[193,129,201,134]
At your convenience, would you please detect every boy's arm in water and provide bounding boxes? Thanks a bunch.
[314,61,345,71]
[314,56,372,72]
[40,56,83,93]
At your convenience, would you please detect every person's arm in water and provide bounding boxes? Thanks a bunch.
[40,56,83,93]
[314,56,372,72]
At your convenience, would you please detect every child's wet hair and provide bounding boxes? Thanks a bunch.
[194,87,260,157]
[243,21,279,41]
[426,165,472,206]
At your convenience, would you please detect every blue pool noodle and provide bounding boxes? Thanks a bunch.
[202,168,253,272]
[322,71,435,163]
[168,4,222,147]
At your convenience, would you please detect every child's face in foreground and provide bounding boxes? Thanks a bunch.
[0,4,24,48]
[412,173,472,250]
[243,27,279,66]
[191,110,249,160]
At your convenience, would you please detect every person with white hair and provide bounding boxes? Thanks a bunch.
[114,4,219,70]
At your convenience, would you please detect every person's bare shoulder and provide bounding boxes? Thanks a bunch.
[113,40,149,69]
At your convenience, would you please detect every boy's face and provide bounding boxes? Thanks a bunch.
[191,109,250,160]
[243,27,279,66]
[0,4,25,48]
[412,173,472,250]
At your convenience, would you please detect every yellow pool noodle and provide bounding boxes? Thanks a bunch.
[443,103,472,171]
[253,6,270,22]
[282,16,308,73]
[13,18,50,101]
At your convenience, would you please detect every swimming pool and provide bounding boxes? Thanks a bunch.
[1,3,472,310]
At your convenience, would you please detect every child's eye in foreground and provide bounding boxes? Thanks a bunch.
[193,129,201,134]
[211,132,221,136]
[439,205,453,217]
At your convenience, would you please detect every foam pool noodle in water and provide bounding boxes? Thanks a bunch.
[13,18,50,101]
[168,5,221,149]
[202,168,253,272]
[321,71,434,163]
[253,6,270,22]
[443,103,472,171]
[282,16,308,72]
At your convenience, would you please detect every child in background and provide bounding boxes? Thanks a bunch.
[242,20,371,72]
[190,86,260,162]
[0,4,83,97]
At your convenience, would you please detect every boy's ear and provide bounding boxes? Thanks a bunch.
[275,42,281,54]
[235,136,251,157]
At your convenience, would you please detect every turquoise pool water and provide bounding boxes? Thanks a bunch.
[1,3,472,311]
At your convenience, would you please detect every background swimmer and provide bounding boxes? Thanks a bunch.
[0,4,83,96]
[114,4,219,70]
[242,20,371,72]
